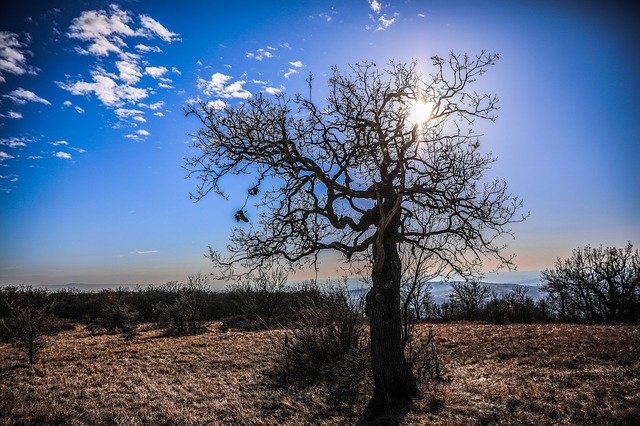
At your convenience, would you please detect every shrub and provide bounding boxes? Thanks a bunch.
[154,274,210,335]
[1,286,57,364]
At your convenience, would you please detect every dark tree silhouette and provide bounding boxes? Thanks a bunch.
[449,280,492,321]
[185,52,524,410]
[542,242,640,323]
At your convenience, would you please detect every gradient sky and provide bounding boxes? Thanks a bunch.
[1,0,638,286]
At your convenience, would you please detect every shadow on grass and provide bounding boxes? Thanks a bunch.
[357,399,413,425]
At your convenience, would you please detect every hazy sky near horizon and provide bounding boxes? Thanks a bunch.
[1,1,638,286]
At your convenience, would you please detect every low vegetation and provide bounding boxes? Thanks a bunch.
[1,323,637,424]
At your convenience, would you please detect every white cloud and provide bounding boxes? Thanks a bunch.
[206,99,226,110]
[75,106,85,114]
[284,68,298,78]
[68,5,136,57]
[264,86,283,96]
[54,151,72,160]
[153,111,164,117]
[158,82,173,89]
[70,147,87,153]
[0,31,38,82]
[136,250,158,254]
[116,59,142,84]
[59,69,148,107]
[148,101,164,110]
[171,67,181,75]
[63,100,73,106]
[289,60,303,68]
[417,13,425,18]
[27,155,42,160]
[115,107,145,123]
[145,66,168,78]
[246,47,276,61]
[137,129,150,136]
[369,0,382,14]
[0,137,28,148]
[139,15,179,42]
[0,151,14,162]
[0,111,23,119]
[0,174,19,183]
[281,42,291,50]
[376,13,398,31]
[50,140,69,146]
[135,44,161,53]
[3,88,51,105]
[197,72,251,99]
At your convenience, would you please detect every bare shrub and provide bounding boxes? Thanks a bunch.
[154,273,210,335]
[275,284,371,414]
[86,302,139,340]
[405,326,447,383]
[2,287,56,364]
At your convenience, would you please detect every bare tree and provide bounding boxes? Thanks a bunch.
[449,280,491,321]
[2,288,56,364]
[399,245,443,348]
[542,242,640,323]
[185,52,524,409]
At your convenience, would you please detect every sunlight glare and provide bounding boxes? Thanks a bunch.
[407,101,433,125]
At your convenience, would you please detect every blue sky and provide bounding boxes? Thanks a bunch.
[1,0,638,286]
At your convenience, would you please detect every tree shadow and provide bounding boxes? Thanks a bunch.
[357,399,413,426]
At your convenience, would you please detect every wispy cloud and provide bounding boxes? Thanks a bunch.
[136,250,158,254]
[369,0,382,14]
[139,16,179,42]
[376,13,398,31]
[3,88,50,105]
[246,47,277,61]
[0,137,28,148]
[0,151,14,162]
[53,151,72,160]
[50,140,69,146]
[0,111,23,119]
[284,68,298,78]
[0,31,38,83]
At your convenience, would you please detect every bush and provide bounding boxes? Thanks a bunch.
[1,286,57,364]
[154,274,210,335]
[85,291,139,339]
[273,284,371,414]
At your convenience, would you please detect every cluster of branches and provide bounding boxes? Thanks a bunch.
[185,52,525,277]
[542,242,640,323]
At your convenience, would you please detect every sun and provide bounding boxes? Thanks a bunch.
[407,101,433,125]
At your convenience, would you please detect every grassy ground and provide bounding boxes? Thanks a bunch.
[1,323,638,425]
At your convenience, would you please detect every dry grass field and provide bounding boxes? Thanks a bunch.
[1,323,639,425]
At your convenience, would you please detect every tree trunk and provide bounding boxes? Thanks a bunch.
[365,236,418,411]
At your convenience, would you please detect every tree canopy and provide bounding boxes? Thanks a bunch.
[185,51,525,278]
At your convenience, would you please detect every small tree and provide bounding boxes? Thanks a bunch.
[542,242,640,323]
[2,287,56,364]
[186,52,525,409]
[449,280,491,321]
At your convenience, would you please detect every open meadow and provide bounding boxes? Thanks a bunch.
[1,323,638,425]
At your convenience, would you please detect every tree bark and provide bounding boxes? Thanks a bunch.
[365,234,419,411]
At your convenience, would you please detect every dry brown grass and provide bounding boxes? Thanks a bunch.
[1,323,638,425]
